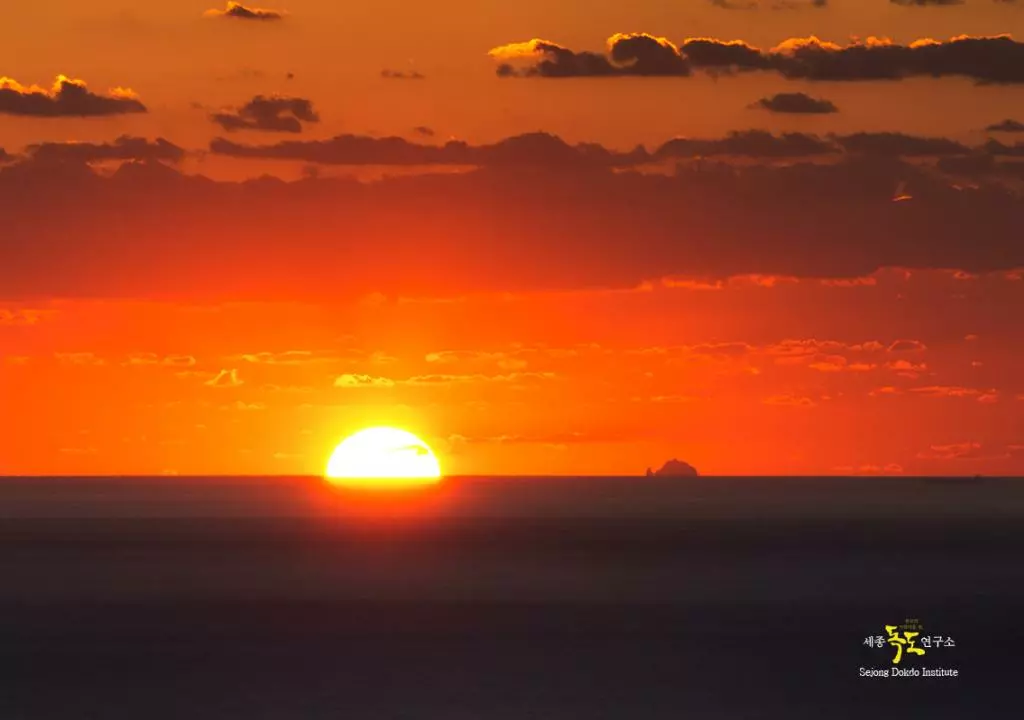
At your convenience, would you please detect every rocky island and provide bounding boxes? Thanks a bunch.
[645,459,699,477]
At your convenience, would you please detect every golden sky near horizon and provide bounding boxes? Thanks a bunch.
[2,0,1024,476]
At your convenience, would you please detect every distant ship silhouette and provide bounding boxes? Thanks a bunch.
[645,459,699,477]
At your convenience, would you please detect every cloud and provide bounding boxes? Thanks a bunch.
[655,130,837,158]
[211,95,319,133]
[712,0,827,8]
[4,142,1024,299]
[887,339,928,352]
[211,131,648,166]
[205,369,243,387]
[807,355,875,372]
[239,350,336,364]
[916,442,988,460]
[490,34,691,77]
[55,352,105,366]
[890,0,963,5]
[910,385,996,399]
[753,92,838,114]
[412,126,435,137]
[26,136,184,164]
[0,148,15,164]
[404,371,554,386]
[126,353,196,367]
[834,132,971,156]
[493,33,1024,83]
[223,400,266,411]
[0,308,51,325]
[204,2,285,21]
[987,119,1024,132]
[0,75,145,117]
[984,139,1024,156]
[763,394,817,407]
[381,69,426,80]
[334,374,395,388]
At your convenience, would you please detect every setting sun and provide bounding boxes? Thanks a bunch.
[325,427,442,489]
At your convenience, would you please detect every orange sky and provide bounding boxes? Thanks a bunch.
[2,0,1024,476]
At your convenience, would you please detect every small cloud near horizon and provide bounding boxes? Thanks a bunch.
[381,69,426,80]
[204,2,286,21]
[754,92,838,114]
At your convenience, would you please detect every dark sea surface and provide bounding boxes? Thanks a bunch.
[1,475,1021,719]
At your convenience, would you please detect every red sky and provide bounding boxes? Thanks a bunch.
[2,0,1023,476]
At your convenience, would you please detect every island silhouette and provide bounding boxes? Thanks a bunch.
[645,459,699,477]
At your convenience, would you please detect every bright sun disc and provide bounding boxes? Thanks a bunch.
[325,427,442,489]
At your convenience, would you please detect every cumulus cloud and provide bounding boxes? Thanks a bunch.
[211,95,319,133]
[204,2,285,21]
[0,148,14,164]
[753,92,838,113]
[493,33,1024,83]
[491,34,691,77]
[26,136,184,164]
[0,75,145,117]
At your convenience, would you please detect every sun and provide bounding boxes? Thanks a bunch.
[325,427,442,489]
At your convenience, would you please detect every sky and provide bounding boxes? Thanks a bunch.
[1,0,1023,477]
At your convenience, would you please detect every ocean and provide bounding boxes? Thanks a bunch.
[1,475,1020,718]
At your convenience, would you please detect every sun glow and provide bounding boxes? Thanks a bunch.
[325,427,442,489]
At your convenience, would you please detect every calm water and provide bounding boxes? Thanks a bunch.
[1,475,1020,718]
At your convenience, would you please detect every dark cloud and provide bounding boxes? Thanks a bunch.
[0,75,146,117]
[412,126,435,137]
[26,136,185,164]
[770,34,1024,83]
[890,0,963,5]
[754,92,838,113]
[984,139,1024,156]
[204,2,285,21]
[987,119,1024,133]
[0,148,14,164]
[210,131,650,167]
[210,95,319,133]
[493,33,1024,83]
[2,133,1023,300]
[381,69,426,80]
[834,132,971,157]
[655,130,837,158]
